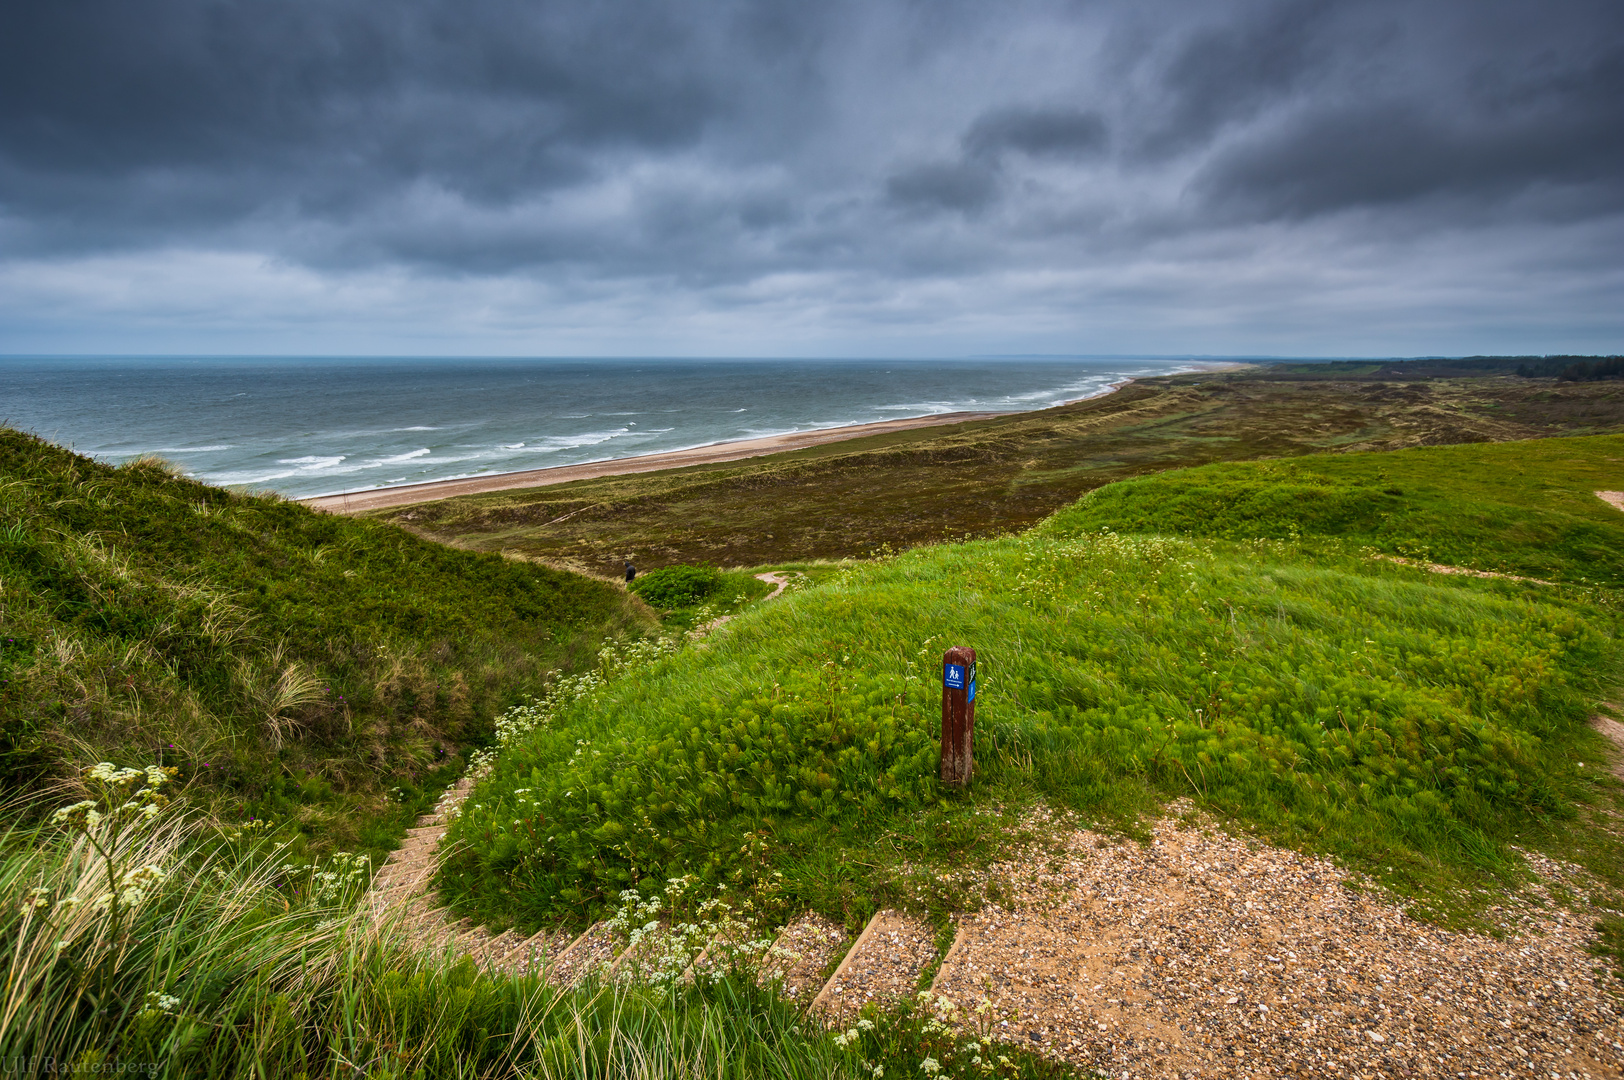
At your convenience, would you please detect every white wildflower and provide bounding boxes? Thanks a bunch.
[140,991,181,1016]
[50,801,102,830]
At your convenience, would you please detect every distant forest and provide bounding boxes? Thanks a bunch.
[1297,355,1624,380]
[1513,355,1624,381]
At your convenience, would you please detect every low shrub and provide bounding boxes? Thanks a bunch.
[630,564,725,608]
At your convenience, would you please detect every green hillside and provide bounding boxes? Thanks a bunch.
[1044,433,1624,587]
[0,427,643,853]
[440,437,1624,933]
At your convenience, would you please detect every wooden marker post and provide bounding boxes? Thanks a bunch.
[940,646,976,786]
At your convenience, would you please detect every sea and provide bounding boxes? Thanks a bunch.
[0,355,1230,499]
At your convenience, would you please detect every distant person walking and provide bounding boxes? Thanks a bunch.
[625,561,637,583]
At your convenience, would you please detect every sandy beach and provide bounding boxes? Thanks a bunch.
[299,365,1253,515]
[301,409,1001,513]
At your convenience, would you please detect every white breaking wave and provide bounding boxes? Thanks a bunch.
[377,448,432,464]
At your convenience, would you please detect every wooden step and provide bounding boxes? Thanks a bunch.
[466,928,527,969]
[549,921,627,986]
[368,868,436,907]
[372,863,435,893]
[809,910,937,1023]
[929,922,969,993]
[490,928,575,977]
[382,845,436,868]
[758,913,850,1003]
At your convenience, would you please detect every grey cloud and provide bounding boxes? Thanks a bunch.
[964,107,1109,160]
[1196,41,1624,218]
[0,0,758,245]
[1133,0,1338,159]
[0,0,1621,350]
[886,106,1107,214]
[886,160,1001,213]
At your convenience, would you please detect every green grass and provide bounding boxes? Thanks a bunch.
[0,427,645,857]
[442,458,1622,931]
[0,775,1074,1079]
[1045,433,1624,587]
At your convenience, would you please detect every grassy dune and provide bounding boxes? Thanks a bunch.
[0,427,645,856]
[1047,433,1624,586]
[442,435,1624,934]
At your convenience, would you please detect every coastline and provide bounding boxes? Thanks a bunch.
[300,362,1253,515]
[301,409,1002,514]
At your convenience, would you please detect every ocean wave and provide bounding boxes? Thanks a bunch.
[377,448,432,464]
[871,402,960,414]
[152,444,234,452]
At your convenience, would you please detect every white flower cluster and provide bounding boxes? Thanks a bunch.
[602,875,772,986]
[24,860,168,921]
[53,763,178,832]
[891,991,1013,1077]
[304,851,372,906]
[139,991,181,1017]
[49,800,102,831]
[112,863,166,910]
[832,1017,877,1047]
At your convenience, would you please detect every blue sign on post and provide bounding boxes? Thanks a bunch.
[940,646,977,786]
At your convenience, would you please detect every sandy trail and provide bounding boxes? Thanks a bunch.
[692,571,790,635]
[301,411,998,514]
[1598,491,1624,513]
[1592,713,1624,782]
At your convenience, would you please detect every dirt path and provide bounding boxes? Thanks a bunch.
[301,412,999,514]
[755,571,789,600]
[693,571,790,634]
[1592,711,1624,782]
[1599,491,1624,513]
[1371,552,1554,585]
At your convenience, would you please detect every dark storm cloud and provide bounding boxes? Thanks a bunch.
[1197,41,1624,218]
[887,106,1107,213]
[1132,0,1338,159]
[964,108,1109,161]
[0,0,1621,352]
[0,0,753,244]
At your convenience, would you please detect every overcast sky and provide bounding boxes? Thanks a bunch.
[1,0,1620,357]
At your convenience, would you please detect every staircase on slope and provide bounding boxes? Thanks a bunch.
[368,780,959,1020]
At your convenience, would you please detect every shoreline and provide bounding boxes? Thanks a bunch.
[301,409,1002,513]
[300,362,1252,515]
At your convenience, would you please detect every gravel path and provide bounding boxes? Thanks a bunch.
[931,807,1622,1078]
[761,912,851,1002]
[813,910,938,1023]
